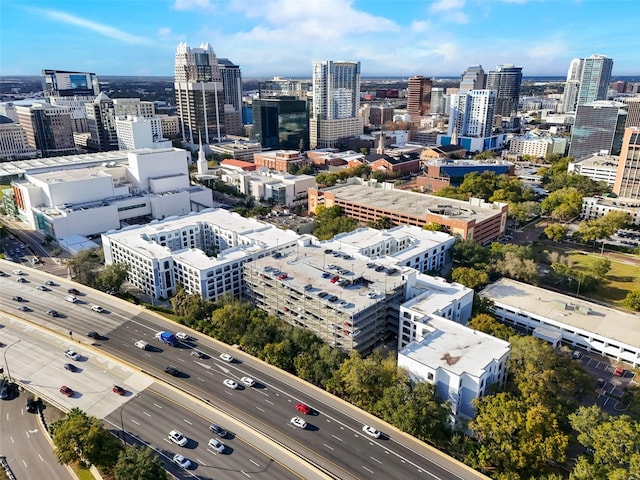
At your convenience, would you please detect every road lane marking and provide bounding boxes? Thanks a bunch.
[197,377,206,382]
[331,434,343,442]
[23,460,28,468]
[183,419,192,425]
[131,419,140,425]
[143,411,151,417]
[38,454,44,462]
[362,466,374,474]
[153,403,162,409]
[241,471,251,478]
[264,399,274,405]
[256,406,265,412]
[25,431,30,439]
[250,459,260,467]
[370,456,382,464]
[323,444,334,451]
[10,436,14,444]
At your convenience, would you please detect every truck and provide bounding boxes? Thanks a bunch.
[155,331,177,346]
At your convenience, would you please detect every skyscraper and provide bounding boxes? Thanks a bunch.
[174,42,225,145]
[569,100,627,160]
[448,90,496,139]
[86,92,118,152]
[42,69,100,133]
[252,97,308,150]
[561,58,583,113]
[459,66,485,93]
[485,64,522,117]
[576,54,613,107]
[613,127,640,199]
[309,60,362,149]
[406,76,433,120]
[15,103,77,157]
[217,58,243,136]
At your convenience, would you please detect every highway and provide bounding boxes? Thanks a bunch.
[0,260,489,480]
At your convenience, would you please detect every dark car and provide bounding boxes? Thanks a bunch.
[190,350,205,359]
[112,385,126,395]
[67,288,80,295]
[45,280,56,286]
[59,385,74,397]
[209,424,227,438]
[64,363,78,372]
[17,305,30,312]
[26,396,39,413]
[87,331,100,339]
[16,277,27,283]
[36,285,49,291]
[164,366,180,376]
[46,310,59,317]
[11,296,23,302]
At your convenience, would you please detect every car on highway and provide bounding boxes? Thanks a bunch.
[362,425,381,438]
[64,295,77,303]
[290,416,307,429]
[67,288,80,295]
[16,277,27,283]
[17,305,30,312]
[134,340,149,350]
[168,429,188,446]
[64,350,80,361]
[295,403,311,415]
[87,331,100,339]
[64,363,77,372]
[45,280,56,286]
[207,437,225,453]
[223,379,238,389]
[11,296,23,302]
[91,305,104,313]
[209,424,227,438]
[112,385,126,395]
[59,386,74,397]
[36,285,49,291]
[240,376,255,387]
[190,350,205,359]
[219,353,234,363]
[172,454,191,469]
[12,269,23,275]
[164,366,180,377]
[46,309,59,317]
[176,332,190,340]
[0,271,7,277]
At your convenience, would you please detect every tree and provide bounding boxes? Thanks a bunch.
[113,445,167,480]
[509,201,540,226]
[451,239,491,269]
[423,222,445,232]
[451,267,490,289]
[96,263,129,293]
[544,223,569,243]
[591,257,611,278]
[467,313,515,341]
[68,249,103,287]
[540,187,583,221]
[622,290,640,311]
[495,251,539,284]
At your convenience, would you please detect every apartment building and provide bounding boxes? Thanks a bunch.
[581,196,640,225]
[568,152,619,187]
[253,150,310,172]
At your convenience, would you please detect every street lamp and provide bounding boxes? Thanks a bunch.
[119,394,141,445]
[2,339,21,383]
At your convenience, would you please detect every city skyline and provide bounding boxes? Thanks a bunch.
[1,0,638,78]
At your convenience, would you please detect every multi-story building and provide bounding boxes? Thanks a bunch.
[0,116,38,160]
[156,114,181,139]
[581,196,640,225]
[418,159,514,191]
[576,54,614,107]
[569,101,627,160]
[15,103,77,157]
[430,88,447,114]
[407,76,433,120]
[561,58,584,113]
[253,150,309,172]
[103,208,300,301]
[509,132,568,159]
[174,42,225,145]
[309,61,363,149]
[613,126,640,199]
[448,90,495,139]
[42,69,99,133]
[568,152,619,187]
[459,65,486,93]
[252,97,308,150]
[485,64,523,117]
[115,115,171,150]
[86,92,118,152]
[620,97,640,129]
[209,140,261,161]
[258,77,311,100]
[217,58,243,136]
[481,278,640,368]
[112,98,155,118]
[308,179,508,243]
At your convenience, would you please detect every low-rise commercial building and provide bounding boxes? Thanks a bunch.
[581,196,640,225]
[210,140,262,161]
[568,153,619,187]
[480,278,640,368]
[253,150,310,172]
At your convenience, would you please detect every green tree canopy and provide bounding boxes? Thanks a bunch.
[622,290,640,311]
[540,187,583,221]
[467,313,515,341]
[113,445,167,480]
[451,266,490,290]
[544,223,569,242]
[95,263,129,294]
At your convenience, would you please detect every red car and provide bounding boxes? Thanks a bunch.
[112,385,126,395]
[613,366,625,377]
[295,403,311,415]
[59,386,74,397]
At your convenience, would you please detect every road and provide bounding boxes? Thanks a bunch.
[0,387,72,480]
[0,259,489,480]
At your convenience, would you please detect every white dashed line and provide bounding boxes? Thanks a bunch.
[256,406,265,412]
[362,466,374,474]
[250,459,260,467]
[370,456,382,464]
[323,443,334,451]
[331,434,343,442]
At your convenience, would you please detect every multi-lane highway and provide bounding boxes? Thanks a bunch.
[0,260,489,480]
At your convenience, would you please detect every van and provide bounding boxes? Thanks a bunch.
[135,340,149,350]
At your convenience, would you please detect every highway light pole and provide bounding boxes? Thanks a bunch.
[2,339,21,383]
[119,394,140,445]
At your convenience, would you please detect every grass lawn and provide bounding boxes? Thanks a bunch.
[71,463,97,480]
[533,242,640,307]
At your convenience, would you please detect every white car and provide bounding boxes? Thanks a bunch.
[219,353,234,363]
[168,429,188,446]
[240,376,255,387]
[176,332,190,340]
[223,379,238,390]
[64,295,77,303]
[290,416,307,429]
[91,305,103,312]
[207,438,225,453]
[64,350,80,361]
[173,454,191,469]
[13,269,23,275]
[362,425,381,438]
[134,340,149,350]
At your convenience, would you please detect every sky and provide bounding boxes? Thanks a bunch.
[1,0,638,78]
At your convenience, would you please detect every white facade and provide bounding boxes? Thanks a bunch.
[568,153,619,186]
[509,133,568,159]
[112,98,155,118]
[209,141,262,161]
[102,208,300,301]
[116,116,171,150]
[448,90,496,138]
[581,196,640,225]
[0,120,38,160]
[481,278,640,368]
[398,318,510,420]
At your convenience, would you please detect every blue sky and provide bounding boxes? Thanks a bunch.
[1,0,637,78]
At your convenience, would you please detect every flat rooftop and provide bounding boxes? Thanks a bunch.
[0,150,128,178]
[400,318,510,377]
[402,276,472,317]
[322,183,502,222]
[480,278,640,349]
[27,165,114,184]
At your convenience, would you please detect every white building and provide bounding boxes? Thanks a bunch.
[480,278,640,368]
[209,140,262,161]
[581,196,640,225]
[398,318,510,420]
[509,132,568,159]
[10,148,213,239]
[112,98,155,118]
[568,152,619,186]
[102,208,300,301]
[115,116,171,150]
[0,117,38,160]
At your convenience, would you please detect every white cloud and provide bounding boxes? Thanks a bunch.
[36,9,152,45]
[173,0,211,10]
[430,0,466,13]
[158,27,173,38]
[411,20,432,33]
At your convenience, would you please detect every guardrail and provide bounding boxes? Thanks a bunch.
[0,456,17,480]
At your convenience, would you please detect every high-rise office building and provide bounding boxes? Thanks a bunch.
[561,58,584,113]
[112,98,155,118]
[613,127,640,199]
[407,76,433,120]
[576,54,613,107]
[174,42,225,145]
[309,60,363,149]
[252,96,308,150]
[430,88,447,114]
[620,97,640,128]
[569,100,627,160]
[485,64,522,117]
[15,103,77,157]
[217,58,243,136]
[459,66,485,93]
[448,90,496,139]
[259,77,311,100]
[42,69,100,133]
[86,92,118,152]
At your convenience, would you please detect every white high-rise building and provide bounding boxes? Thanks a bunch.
[115,116,171,150]
[310,60,363,149]
[448,90,496,138]
[576,54,614,107]
[459,65,485,93]
[561,58,584,113]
